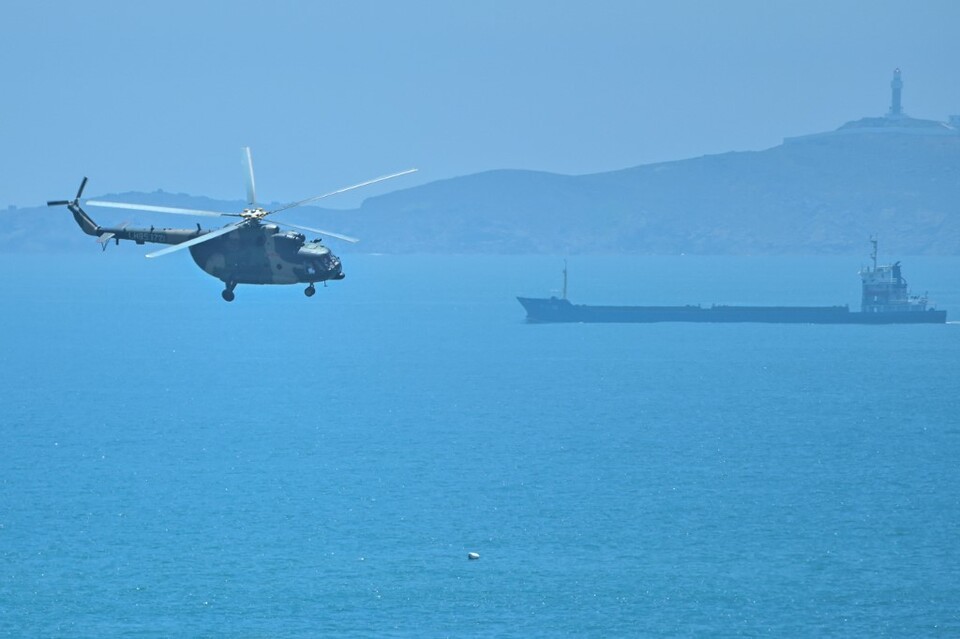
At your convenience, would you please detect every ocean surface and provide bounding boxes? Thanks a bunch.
[1,253,958,637]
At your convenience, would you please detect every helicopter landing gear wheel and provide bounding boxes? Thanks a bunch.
[304,284,316,297]
[222,281,237,302]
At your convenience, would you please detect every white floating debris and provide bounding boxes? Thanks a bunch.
[467,552,480,561]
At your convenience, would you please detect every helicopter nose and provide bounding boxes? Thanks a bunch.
[327,255,344,279]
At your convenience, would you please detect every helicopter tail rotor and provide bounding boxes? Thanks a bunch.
[47,177,89,207]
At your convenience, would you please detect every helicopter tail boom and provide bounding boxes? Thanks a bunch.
[48,178,208,251]
[69,202,101,236]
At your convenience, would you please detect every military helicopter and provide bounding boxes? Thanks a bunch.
[47,148,416,301]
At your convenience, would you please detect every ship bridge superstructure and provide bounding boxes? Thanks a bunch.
[859,238,929,313]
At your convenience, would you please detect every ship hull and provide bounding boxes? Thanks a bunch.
[517,297,947,324]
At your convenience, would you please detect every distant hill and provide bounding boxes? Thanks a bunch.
[5,132,959,255]
[344,133,960,255]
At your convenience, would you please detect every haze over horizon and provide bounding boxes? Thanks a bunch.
[4,0,960,209]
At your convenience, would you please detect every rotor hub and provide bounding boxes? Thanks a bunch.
[241,207,269,220]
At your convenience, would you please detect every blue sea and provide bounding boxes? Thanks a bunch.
[1,253,958,637]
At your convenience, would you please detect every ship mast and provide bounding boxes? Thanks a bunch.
[562,260,568,300]
[870,236,878,270]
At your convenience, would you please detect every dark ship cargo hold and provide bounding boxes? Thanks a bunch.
[517,243,947,325]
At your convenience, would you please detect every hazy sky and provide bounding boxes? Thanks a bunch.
[4,0,959,209]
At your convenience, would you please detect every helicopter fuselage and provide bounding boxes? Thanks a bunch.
[187,222,343,286]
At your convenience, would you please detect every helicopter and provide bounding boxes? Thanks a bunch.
[47,148,416,301]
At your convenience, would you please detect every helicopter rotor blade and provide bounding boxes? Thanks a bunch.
[269,168,418,215]
[242,146,257,206]
[85,201,240,218]
[75,176,88,200]
[273,220,359,243]
[145,220,246,258]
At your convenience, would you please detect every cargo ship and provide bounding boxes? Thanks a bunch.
[517,241,947,324]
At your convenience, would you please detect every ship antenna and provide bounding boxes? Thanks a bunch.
[562,259,568,300]
[870,236,878,270]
